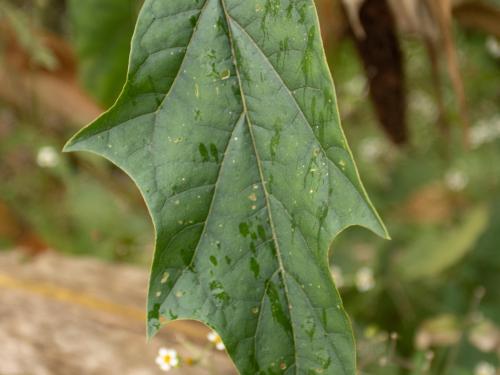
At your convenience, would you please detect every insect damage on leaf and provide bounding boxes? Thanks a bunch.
[64,0,388,374]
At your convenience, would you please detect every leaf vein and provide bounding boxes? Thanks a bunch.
[221,2,300,371]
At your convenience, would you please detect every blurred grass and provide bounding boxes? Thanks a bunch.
[0,112,151,263]
[329,26,500,374]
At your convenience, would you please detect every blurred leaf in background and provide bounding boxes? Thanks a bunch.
[68,0,141,107]
[396,205,489,282]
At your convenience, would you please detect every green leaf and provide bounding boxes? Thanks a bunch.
[65,0,387,373]
[397,206,489,281]
[68,0,141,106]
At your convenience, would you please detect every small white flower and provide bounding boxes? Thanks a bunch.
[359,137,384,162]
[444,170,469,192]
[331,266,345,288]
[207,331,225,351]
[470,116,500,149]
[486,36,500,59]
[355,267,375,292]
[155,348,179,372]
[344,75,366,97]
[411,90,438,120]
[469,320,499,352]
[37,146,59,168]
[475,361,496,375]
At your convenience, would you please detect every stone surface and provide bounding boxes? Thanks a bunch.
[0,250,236,375]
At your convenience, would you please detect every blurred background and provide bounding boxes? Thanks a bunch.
[0,0,499,374]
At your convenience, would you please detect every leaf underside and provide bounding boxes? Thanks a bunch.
[65,0,388,374]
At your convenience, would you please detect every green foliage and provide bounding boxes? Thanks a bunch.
[397,205,489,281]
[0,118,151,262]
[0,2,58,70]
[329,30,500,374]
[68,0,141,107]
[65,0,388,373]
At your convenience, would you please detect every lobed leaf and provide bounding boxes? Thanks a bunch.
[65,0,388,373]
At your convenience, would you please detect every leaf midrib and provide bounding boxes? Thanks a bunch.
[220,0,299,372]
[145,1,350,372]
